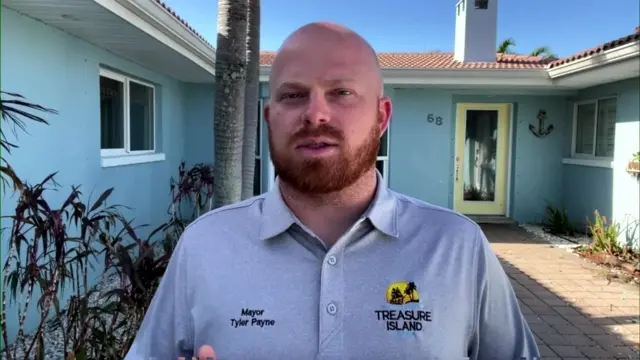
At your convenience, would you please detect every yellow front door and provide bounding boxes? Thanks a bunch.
[454,103,511,215]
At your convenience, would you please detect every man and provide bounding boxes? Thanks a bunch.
[125,22,540,360]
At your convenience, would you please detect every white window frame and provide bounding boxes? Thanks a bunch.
[565,96,616,168]
[99,68,164,167]
[377,126,391,187]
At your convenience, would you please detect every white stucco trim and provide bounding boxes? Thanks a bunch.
[548,41,640,79]
[101,153,166,168]
[96,0,216,75]
[561,158,614,168]
[259,67,555,88]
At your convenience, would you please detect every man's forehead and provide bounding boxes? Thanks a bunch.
[269,22,382,93]
[275,57,366,80]
[271,49,375,87]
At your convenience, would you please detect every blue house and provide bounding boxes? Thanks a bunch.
[1,0,639,344]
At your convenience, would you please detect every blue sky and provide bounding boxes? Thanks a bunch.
[163,0,639,58]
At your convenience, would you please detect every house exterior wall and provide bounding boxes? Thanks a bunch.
[392,90,569,223]
[184,83,216,164]
[562,77,640,248]
[253,82,571,224]
[0,8,204,342]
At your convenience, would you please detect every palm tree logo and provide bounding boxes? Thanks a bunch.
[389,287,404,304]
[386,281,420,305]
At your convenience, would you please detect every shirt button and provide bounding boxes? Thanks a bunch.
[326,302,338,315]
[327,255,337,266]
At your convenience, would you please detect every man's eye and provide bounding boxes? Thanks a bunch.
[335,89,353,96]
[280,93,304,100]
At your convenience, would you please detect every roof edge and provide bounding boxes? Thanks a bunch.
[103,0,217,74]
[547,40,640,78]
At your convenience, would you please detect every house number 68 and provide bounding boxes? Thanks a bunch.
[427,114,443,126]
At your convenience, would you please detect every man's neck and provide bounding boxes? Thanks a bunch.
[279,169,378,246]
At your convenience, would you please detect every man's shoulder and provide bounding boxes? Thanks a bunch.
[390,190,480,235]
[181,195,265,238]
[388,191,487,258]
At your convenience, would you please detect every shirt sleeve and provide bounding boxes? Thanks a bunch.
[468,225,541,360]
[123,233,194,360]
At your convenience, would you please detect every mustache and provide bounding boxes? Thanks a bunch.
[289,123,344,143]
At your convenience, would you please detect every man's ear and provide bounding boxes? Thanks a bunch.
[378,96,392,136]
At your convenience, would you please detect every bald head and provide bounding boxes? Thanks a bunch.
[269,22,383,96]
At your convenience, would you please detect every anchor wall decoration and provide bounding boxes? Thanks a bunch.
[529,109,554,138]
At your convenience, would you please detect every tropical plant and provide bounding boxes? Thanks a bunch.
[497,39,557,60]
[1,175,128,360]
[1,161,214,359]
[170,161,215,221]
[587,209,622,256]
[497,38,516,54]
[0,91,57,192]
[530,46,558,60]
[213,0,250,207]
[241,0,261,200]
[542,203,575,237]
[0,93,215,359]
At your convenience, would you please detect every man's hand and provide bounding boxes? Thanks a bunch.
[178,344,216,360]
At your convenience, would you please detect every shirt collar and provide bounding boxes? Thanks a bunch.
[363,170,400,238]
[260,178,298,240]
[259,170,399,241]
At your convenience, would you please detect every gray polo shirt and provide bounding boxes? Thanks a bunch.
[125,172,540,360]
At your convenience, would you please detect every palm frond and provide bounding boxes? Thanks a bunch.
[0,91,58,193]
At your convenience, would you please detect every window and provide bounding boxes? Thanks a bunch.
[376,129,390,186]
[100,68,156,159]
[572,97,616,159]
[474,0,488,9]
[253,99,264,196]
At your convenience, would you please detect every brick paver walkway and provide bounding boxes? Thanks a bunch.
[481,224,640,360]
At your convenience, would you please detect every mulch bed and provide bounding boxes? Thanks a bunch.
[575,247,640,283]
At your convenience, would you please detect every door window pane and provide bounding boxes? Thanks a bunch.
[463,110,497,202]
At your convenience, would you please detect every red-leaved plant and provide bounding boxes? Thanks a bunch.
[0,92,214,359]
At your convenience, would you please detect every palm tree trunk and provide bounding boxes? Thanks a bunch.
[213,0,249,208]
[241,0,261,200]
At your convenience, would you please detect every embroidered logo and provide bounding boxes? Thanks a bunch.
[374,281,432,335]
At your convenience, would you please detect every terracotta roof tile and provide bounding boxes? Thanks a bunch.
[259,51,549,69]
[548,29,640,68]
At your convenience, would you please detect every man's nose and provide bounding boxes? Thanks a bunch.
[302,90,330,125]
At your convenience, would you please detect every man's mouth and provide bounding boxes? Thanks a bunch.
[299,142,335,149]
[297,140,338,149]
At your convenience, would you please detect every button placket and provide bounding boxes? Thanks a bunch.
[318,251,346,354]
[326,302,338,315]
[318,221,366,355]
